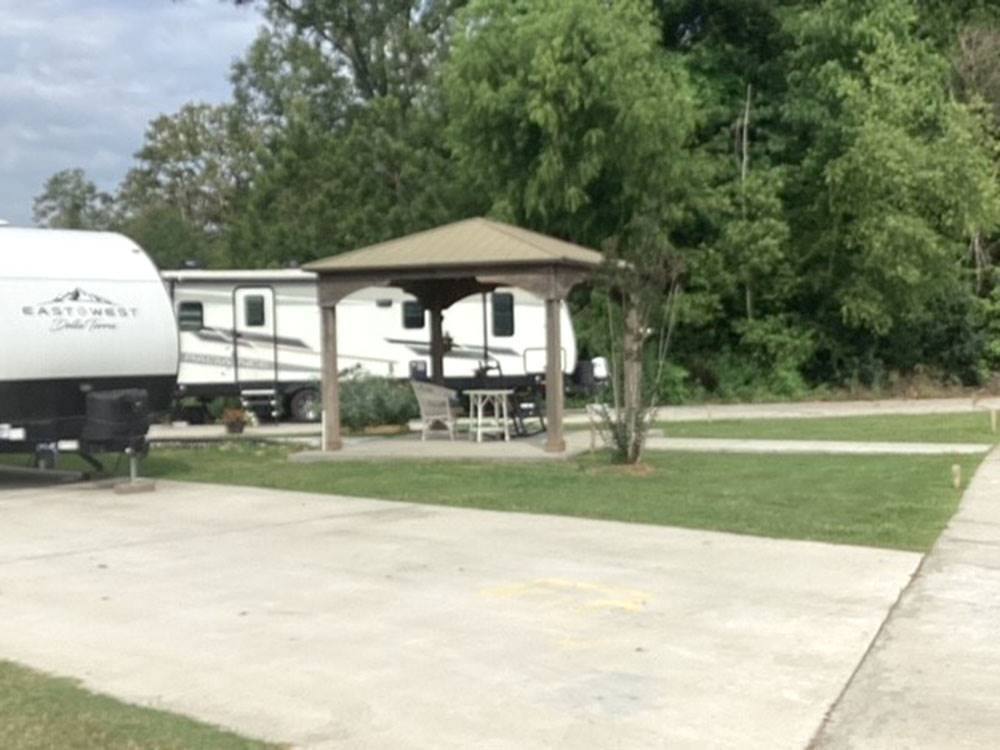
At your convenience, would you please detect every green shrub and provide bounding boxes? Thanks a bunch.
[727,316,813,399]
[976,288,1000,376]
[654,362,699,404]
[207,397,242,422]
[339,374,419,431]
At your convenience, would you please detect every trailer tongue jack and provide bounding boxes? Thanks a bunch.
[111,444,155,495]
[81,389,156,493]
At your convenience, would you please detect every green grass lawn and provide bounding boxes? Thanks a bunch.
[26,443,974,553]
[658,411,1000,444]
[0,660,277,750]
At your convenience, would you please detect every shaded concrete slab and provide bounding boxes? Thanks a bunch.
[811,448,1000,749]
[0,465,87,490]
[0,480,917,749]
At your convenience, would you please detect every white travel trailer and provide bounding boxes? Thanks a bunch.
[0,228,179,456]
[162,269,591,422]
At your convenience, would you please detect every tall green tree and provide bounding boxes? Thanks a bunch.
[118,205,216,271]
[229,96,472,266]
[32,168,113,230]
[446,0,699,246]
[235,0,467,104]
[231,19,352,136]
[226,0,475,267]
[784,0,999,378]
[117,102,258,236]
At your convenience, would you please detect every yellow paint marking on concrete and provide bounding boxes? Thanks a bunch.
[481,578,650,613]
[555,637,599,650]
[585,598,647,613]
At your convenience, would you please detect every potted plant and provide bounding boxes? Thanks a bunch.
[221,407,250,434]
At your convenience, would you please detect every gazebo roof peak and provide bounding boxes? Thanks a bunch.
[303,217,604,274]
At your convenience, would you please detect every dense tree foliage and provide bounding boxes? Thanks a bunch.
[223,2,475,267]
[33,0,1000,397]
[32,168,114,230]
[784,0,1000,383]
[446,0,697,241]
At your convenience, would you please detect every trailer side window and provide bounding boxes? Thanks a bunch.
[402,300,425,329]
[492,293,514,337]
[177,302,203,331]
[245,295,266,327]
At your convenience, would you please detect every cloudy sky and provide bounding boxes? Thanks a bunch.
[0,0,262,226]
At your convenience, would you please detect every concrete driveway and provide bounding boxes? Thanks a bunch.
[0,475,918,749]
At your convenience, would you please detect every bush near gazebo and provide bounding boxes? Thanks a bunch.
[339,373,419,432]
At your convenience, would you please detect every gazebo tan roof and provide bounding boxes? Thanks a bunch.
[304,217,603,273]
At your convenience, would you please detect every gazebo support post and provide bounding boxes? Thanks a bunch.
[429,304,445,385]
[545,297,565,453]
[320,304,342,451]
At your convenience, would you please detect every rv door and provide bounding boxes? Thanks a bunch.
[233,287,277,386]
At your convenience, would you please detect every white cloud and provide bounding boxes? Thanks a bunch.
[0,0,262,225]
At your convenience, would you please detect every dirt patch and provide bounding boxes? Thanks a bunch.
[348,425,411,437]
[586,462,656,478]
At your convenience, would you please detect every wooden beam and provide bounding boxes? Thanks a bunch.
[399,278,493,309]
[318,276,390,306]
[545,298,565,453]
[478,265,593,300]
[317,264,595,307]
[429,304,445,385]
[320,304,342,451]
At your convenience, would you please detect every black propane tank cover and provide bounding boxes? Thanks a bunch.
[81,389,151,445]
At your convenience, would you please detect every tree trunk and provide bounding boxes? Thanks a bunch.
[623,301,644,463]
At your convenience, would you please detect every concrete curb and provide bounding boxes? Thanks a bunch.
[641,437,991,456]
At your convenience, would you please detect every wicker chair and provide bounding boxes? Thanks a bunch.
[410,380,459,440]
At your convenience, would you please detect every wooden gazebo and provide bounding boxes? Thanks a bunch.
[303,217,603,453]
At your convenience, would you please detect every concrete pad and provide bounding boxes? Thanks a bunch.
[0,481,918,749]
[290,432,986,463]
[811,448,1000,749]
[560,431,988,457]
[292,433,566,462]
[151,397,1000,443]
[618,397,1000,424]
[561,397,1000,425]
[149,422,321,443]
[640,437,991,456]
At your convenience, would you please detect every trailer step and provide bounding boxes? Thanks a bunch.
[240,389,281,420]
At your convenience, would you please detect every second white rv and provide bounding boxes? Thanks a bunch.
[163,269,589,422]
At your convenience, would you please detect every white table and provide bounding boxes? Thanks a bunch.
[466,389,513,442]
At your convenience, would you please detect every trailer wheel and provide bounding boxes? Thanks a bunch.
[175,401,209,425]
[289,387,322,423]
